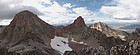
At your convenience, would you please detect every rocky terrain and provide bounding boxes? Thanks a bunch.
[90,22,130,41]
[0,25,6,33]
[0,10,140,55]
[0,10,60,55]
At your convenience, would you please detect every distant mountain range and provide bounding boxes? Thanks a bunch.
[120,24,140,29]
[0,10,140,55]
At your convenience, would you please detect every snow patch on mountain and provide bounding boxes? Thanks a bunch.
[118,35,126,41]
[50,36,72,54]
[71,38,87,45]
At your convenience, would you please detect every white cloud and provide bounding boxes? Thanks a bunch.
[100,0,140,20]
[0,19,11,25]
[117,20,139,23]
[0,0,43,25]
[36,1,77,25]
[0,0,97,25]
[73,7,94,16]
[31,1,97,25]
[73,7,96,23]
[63,3,73,8]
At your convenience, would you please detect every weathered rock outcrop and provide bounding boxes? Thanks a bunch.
[0,10,60,55]
[62,16,110,51]
[64,40,140,55]
[129,28,140,43]
[90,22,129,41]
[110,40,140,55]
[64,46,106,55]
[0,25,5,33]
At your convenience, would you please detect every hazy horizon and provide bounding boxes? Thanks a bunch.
[0,0,140,27]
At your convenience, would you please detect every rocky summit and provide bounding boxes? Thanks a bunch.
[0,10,60,55]
[90,22,130,41]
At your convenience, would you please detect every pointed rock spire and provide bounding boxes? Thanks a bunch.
[65,16,86,30]
[73,16,86,27]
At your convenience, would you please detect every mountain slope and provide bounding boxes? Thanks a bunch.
[0,10,60,55]
[62,16,110,51]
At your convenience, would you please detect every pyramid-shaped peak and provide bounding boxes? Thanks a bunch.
[0,10,59,55]
[64,16,86,30]
[77,16,83,18]
[16,10,35,16]
[19,10,34,13]
[0,10,55,47]
[74,16,85,24]
[75,16,84,21]
[10,10,39,25]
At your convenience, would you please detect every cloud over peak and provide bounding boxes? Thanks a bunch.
[100,0,140,20]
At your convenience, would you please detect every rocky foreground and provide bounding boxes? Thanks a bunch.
[0,10,140,55]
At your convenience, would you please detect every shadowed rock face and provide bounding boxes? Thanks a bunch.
[0,10,60,55]
[64,46,106,55]
[129,28,140,42]
[64,16,87,33]
[66,16,86,29]
[133,28,140,36]
[64,40,140,55]
[110,40,140,55]
[62,16,111,51]
[0,26,5,33]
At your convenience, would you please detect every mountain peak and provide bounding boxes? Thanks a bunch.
[90,22,129,40]
[73,16,86,27]
[77,16,82,19]
[9,10,40,27]
[17,10,35,16]
[74,16,84,24]
[0,10,55,47]
[96,22,108,28]
[65,16,86,30]
[21,10,32,12]
[90,22,109,31]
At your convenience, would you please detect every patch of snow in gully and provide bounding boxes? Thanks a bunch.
[50,36,72,54]
[71,38,87,45]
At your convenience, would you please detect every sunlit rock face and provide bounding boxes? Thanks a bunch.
[0,10,60,55]
[90,22,130,41]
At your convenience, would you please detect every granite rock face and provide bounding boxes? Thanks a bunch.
[0,10,60,55]
[90,22,129,40]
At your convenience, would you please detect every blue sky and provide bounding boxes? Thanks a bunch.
[0,0,140,26]
[55,0,113,12]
